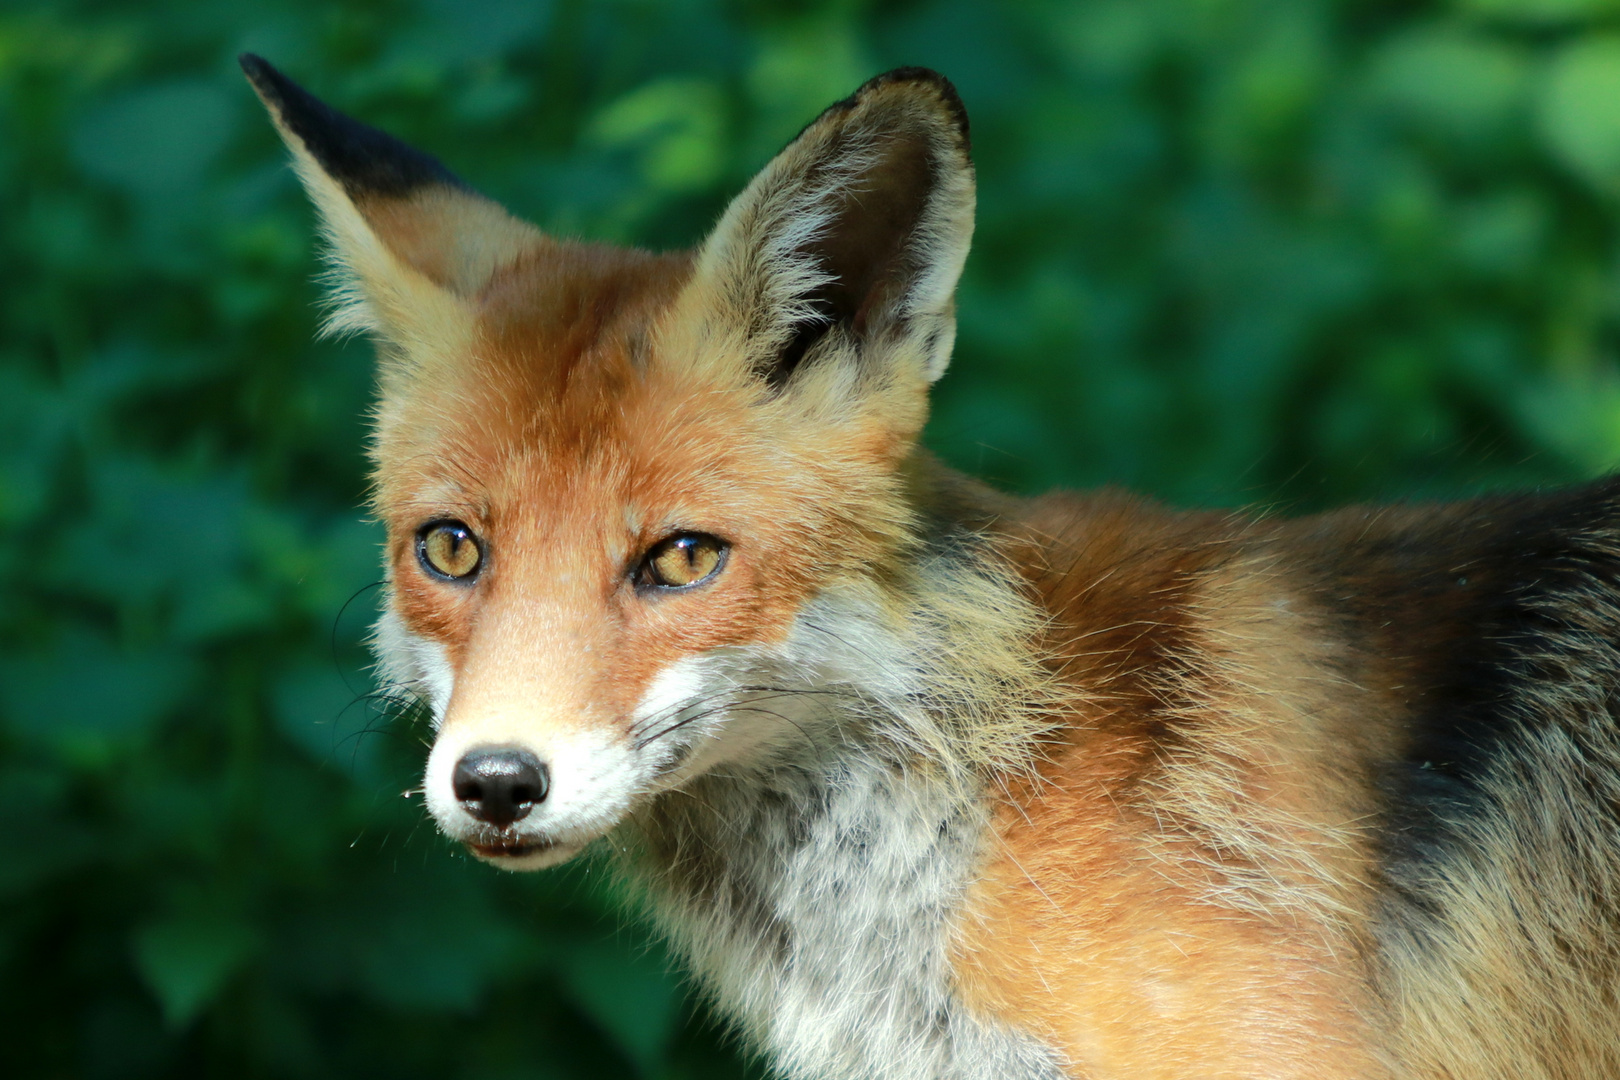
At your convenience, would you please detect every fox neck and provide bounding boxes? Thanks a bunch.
[617,497,1067,1079]
[623,750,1065,1079]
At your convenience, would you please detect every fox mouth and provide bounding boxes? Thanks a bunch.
[466,836,554,859]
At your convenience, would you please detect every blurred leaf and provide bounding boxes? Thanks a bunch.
[398,0,552,64]
[0,11,136,87]
[131,913,257,1028]
[1203,11,1326,167]
[0,766,100,898]
[1537,34,1620,193]
[254,513,384,624]
[589,78,727,194]
[72,78,238,195]
[345,866,528,1013]
[0,630,195,752]
[1516,370,1620,472]
[45,459,280,641]
[79,996,175,1080]
[1456,0,1620,24]
[273,659,389,778]
[1452,188,1548,277]
[746,11,870,149]
[563,938,683,1074]
[1369,25,1530,146]
[0,363,68,527]
[1049,0,1172,79]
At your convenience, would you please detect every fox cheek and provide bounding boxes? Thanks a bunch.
[411,639,456,724]
[373,606,457,723]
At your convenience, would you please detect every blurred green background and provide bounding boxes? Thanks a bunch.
[6,0,1620,1076]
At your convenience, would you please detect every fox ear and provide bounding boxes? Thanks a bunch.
[240,54,542,350]
[687,68,974,395]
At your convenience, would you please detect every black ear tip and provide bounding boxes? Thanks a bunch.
[238,52,318,124]
[238,55,465,200]
[865,66,959,99]
[238,53,286,100]
[848,67,970,150]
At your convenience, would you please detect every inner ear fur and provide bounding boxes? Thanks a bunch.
[689,67,975,392]
[241,54,543,345]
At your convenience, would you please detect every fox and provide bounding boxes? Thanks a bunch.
[241,55,1620,1079]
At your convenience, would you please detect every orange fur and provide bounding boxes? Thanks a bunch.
[953,498,1389,1077]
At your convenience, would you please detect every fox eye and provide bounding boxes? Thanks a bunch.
[639,533,728,589]
[417,520,483,581]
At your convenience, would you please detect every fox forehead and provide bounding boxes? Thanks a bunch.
[372,241,918,684]
[374,230,916,534]
[369,238,688,493]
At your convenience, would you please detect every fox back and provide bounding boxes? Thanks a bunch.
[246,56,1620,1080]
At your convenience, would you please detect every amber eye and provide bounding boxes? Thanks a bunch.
[639,533,727,589]
[417,520,483,581]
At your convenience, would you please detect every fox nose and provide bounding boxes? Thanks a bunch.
[452,747,549,827]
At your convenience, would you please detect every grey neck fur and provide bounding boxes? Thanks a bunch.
[620,556,1071,1080]
[625,744,1067,1080]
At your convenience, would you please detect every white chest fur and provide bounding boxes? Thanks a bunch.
[627,750,1067,1080]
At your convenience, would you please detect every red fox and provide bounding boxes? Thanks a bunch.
[244,55,1620,1079]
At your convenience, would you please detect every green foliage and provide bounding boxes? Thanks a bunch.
[3,0,1620,1076]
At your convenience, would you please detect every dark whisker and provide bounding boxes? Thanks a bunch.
[330,579,387,696]
[798,619,869,656]
[326,687,430,772]
[628,685,769,739]
[344,688,429,726]
[633,703,736,751]
[633,690,855,752]
[734,685,860,701]
[630,684,861,737]
[629,691,727,739]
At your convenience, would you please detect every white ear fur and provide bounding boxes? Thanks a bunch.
[282,146,472,352]
[686,67,975,392]
[241,55,542,363]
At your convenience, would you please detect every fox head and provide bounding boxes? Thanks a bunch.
[244,56,978,869]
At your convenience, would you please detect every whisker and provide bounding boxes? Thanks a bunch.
[330,579,387,696]
[636,704,821,753]
[632,687,859,751]
[633,703,737,751]
[629,684,862,739]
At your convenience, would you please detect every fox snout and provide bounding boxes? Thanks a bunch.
[438,742,568,865]
[424,724,620,868]
[450,746,550,828]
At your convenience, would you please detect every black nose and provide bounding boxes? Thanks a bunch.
[452,747,549,827]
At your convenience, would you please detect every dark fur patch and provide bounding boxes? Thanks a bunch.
[749,65,967,390]
[240,54,464,199]
[767,315,835,390]
[754,122,940,388]
[1295,479,1620,868]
